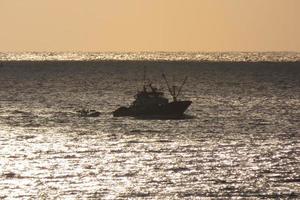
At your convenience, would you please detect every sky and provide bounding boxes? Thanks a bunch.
[0,0,299,52]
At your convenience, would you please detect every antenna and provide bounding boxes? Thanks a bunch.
[143,66,146,91]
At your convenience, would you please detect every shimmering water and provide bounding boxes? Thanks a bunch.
[0,55,299,199]
[1,51,300,62]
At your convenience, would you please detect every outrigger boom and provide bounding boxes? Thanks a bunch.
[162,73,188,102]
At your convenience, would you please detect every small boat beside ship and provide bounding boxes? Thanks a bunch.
[77,109,101,117]
[113,72,192,119]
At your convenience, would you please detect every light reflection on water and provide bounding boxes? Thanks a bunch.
[0,61,299,199]
[1,52,300,62]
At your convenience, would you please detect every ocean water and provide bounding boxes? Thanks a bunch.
[0,52,299,199]
[1,51,300,62]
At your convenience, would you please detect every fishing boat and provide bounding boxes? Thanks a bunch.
[113,71,192,119]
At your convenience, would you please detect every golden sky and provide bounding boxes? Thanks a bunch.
[0,0,299,52]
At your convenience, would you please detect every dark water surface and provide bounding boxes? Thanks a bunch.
[0,61,299,199]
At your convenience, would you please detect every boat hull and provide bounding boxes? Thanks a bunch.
[113,101,192,118]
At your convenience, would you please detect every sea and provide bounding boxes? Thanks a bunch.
[0,52,299,199]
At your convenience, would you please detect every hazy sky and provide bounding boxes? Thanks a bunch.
[0,0,299,52]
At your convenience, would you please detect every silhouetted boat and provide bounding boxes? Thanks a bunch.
[77,109,101,117]
[113,71,192,119]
